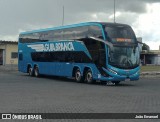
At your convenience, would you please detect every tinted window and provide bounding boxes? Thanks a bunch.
[88,26,103,39]
[19,32,48,43]
[31,51,92,63]
[39,31,54,41]
[105,26,135,39]
[63,28,75,40]
[108,46,140,69]
[19,25,103,43]
[74,26,89,39]
[80,38,106,67]
[105,25,137,44]
[53,30,63,40]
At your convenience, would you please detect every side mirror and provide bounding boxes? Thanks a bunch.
[137,40,143,44]
[136,40,144,52]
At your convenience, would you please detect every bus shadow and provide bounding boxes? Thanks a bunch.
[20,73,137,87]
[37,74,76,83]
[41,75,137,87]
[93,82,136,87]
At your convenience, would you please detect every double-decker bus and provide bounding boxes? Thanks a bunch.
[18,22,140,84]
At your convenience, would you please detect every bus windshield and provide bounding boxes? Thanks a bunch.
[105,25,136,44]
[108,46,140,69]
[105,24,139,69]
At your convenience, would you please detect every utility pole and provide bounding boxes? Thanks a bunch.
[114,0,116,23]
[62,6,64,26]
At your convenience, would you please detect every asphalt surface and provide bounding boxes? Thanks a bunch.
[0,71,160,122]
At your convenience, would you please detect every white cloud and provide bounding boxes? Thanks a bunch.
[90,12,112,22]
[24,24,54,31]
[132,3,160,50]
[109,12,122,20]
[0,35,18,41]
[0,28,27,41]
[146,41,160,50]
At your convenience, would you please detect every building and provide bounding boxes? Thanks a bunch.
[137,37,160,65]
[140,45,160,65]
[0,41,18,66]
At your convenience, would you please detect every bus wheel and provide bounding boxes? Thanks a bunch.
[28,67,33,76]
[75,69,82,82]
[85,69,94,84]
[34,66,39,77]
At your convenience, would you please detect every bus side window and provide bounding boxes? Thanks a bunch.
[63,28,75,40]
[54,30,63,41]
[88,26,103,39]
[74,26,89,39]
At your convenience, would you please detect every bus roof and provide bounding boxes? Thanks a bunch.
[20,22,130,35]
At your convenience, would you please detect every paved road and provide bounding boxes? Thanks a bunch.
[0,71,160,122]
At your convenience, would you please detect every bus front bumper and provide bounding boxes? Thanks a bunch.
[97,68,139,82]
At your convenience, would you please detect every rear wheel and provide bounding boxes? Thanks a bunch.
[85,69,94,84]
[75,69,83,83]
[28,67,33,76]
[34,66,39,77]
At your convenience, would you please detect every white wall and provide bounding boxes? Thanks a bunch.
[151,55,160,65]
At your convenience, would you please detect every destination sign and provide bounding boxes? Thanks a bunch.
[116,38,132,43]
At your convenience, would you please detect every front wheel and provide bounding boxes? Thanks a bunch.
[85,69,94,84]
[75,69,83,83]
[34,66,39,77]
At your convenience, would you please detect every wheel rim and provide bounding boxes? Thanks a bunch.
[35,68,39,77]
[29,68,32,76]
[75,71,81,82]
[86,72,92,83]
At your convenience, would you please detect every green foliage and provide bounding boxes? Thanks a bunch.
[142,43,150,51]
[141,65,160,72]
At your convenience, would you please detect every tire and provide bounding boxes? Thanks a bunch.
[75,69,82,83]
[85,69,94,84]
[34,66,39,77]
[28,67,33,76]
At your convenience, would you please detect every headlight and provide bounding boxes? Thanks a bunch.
[108,68,117,74]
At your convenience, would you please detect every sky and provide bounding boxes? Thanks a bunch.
[0,0,160,50]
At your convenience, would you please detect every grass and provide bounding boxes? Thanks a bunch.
[140,65,160,72]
